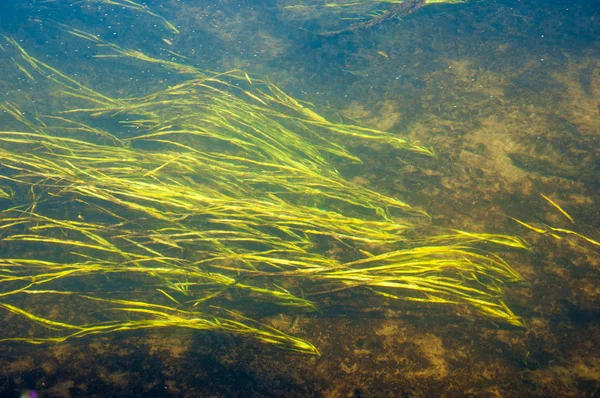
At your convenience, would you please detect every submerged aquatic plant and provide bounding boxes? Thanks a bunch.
[513,194,600,251]
[0,32,526,354]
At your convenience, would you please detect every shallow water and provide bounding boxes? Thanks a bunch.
[0,0,598,396]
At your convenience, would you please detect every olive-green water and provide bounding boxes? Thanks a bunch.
[0,0,598,396]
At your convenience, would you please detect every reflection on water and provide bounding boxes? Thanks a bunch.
[0,0,598,396]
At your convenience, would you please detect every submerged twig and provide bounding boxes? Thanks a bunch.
[320,0,425,36]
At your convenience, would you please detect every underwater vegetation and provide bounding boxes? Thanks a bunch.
[0,3,527,355]
[513,194,600,251]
